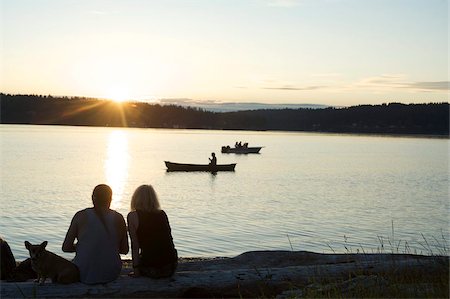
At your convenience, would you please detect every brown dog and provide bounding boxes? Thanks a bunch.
[24,241,79,284]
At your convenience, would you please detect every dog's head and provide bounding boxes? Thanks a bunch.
[24,241,48,262]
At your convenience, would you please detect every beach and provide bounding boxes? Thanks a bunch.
[2,250,448,298]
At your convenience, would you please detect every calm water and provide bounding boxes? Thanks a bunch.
[1,124,448,260]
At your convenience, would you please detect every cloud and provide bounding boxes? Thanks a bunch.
[159,98,226,105]
[240,74,448,94]
[262,85,327,91]
[352,75,449,92]
[352,74,405,89]
[255,77,328,91]
[159,98,197,104]
[405,81,449,91]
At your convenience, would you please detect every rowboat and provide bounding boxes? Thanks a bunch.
[221,146,263,154]
[165,161,236,172]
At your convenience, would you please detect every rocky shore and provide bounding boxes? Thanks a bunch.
[1,250,448,298]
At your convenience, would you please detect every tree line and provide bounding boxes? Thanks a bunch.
[1,94,448,135]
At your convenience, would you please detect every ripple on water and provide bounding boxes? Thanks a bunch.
[1,126,448,259]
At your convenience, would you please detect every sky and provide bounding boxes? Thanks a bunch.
[0,0,448,106]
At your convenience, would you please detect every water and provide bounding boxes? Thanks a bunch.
[1,124,448,260]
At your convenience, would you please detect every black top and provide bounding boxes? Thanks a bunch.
[136,210,177,267]
[1,238,16,280]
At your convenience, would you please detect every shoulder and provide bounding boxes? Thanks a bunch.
[110,209,124,218]
[159,210,169,221]
[73,208,89,221]
[110,210,126,224]
[127,210,137,217]
[127,211,139,228]
[74,208,89,216]
[127,211,138,222]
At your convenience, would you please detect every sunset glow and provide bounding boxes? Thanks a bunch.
[105,130,129,209]
[1,0,447,106]
[106,87,130,103]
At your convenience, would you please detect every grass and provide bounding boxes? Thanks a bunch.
[280,223,449,298]
[300,266,449,298]
[323,222,449,257]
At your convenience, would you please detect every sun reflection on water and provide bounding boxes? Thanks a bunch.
[105,130,129,209]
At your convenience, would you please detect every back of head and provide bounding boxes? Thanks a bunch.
[131,184,161,212]
[92,184,113,210]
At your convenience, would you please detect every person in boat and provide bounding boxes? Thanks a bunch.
[235,141,239,148]
[127,185,178,278]
[62,184,129,284]
[243,142,248,148]
[209,152,217,166]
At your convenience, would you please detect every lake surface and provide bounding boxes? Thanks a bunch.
[1,124,448,260]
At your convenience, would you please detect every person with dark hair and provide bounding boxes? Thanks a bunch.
[62,184,129,284]
[0,237,16,280]
[1,237,37,282]
[127,185,177,278]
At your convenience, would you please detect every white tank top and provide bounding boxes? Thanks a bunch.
[73,208,122,284]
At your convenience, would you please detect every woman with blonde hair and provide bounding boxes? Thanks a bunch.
[127,185,177,278]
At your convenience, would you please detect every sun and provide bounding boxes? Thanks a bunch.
[106,87,130,103]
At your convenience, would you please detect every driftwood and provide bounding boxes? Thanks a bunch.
[1,250,448,298]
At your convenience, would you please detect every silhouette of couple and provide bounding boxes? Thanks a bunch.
[62,184,177,284]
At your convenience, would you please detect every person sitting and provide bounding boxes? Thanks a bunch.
[209,152,217,166]
[127,185,178,278]
[1,237,37,282]
[62,184,129,284]
[0,237,16,281]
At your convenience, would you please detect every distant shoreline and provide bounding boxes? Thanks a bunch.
[1,95,448,136]
[2,123,449,140]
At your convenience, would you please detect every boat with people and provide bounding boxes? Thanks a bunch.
[221,142,263,154]
[165,161,236,172]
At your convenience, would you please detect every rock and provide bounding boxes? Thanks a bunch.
[276,288,303,299]
[1,251,448,298]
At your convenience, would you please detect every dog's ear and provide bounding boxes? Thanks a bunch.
[40,241,48,249]
[25,241,31,249]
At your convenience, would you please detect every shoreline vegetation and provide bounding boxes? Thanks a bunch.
[3,229,449,298]
[1,94,449,136]
[2,251,449,298]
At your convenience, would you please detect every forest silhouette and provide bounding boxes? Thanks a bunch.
[1,94,448,135]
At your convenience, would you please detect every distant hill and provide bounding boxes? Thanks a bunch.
[1,94,448,136]
[156,98,330,112]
